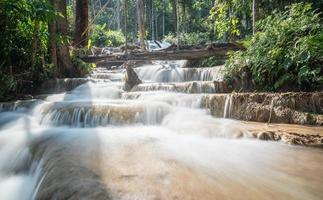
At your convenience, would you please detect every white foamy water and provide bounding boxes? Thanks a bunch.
[0,61,322,200]
[135,61,224,82]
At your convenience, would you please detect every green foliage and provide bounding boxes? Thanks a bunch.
[200,57,225,67]
[91,24,126,47]
[71,51,96,76]
[0,74,17,97]
[163,32,210,45]
[66,5,75,35]
[209,1,242,40]
[0,0,55,98]
[225,3,323,91]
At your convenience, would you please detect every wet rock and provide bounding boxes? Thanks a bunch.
[124,63,142,91]
[202,92,323,125]
[189,82,198,93]
[257,131,275,141]
[214,81,228,93]
[279,132,323,146]
[201,94,227,117]
[244,129,323,146]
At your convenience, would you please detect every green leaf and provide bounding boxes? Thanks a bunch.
[282,57,293,70]
[274,74,291,89]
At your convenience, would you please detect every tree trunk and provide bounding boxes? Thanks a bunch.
[253,0,256,35]
[56,0,73,77]
[74,0,89,47]
[162,0,165,37]
[151,0,154,40]
[176,0,180,49]
[171,0,177,33]
[31,19,40,73]
[155,5,158,40]
[182,1,186,33]
[137,0,147,51]
[48,0,58,76]
[124,0,128,55]
[117,0,121,30]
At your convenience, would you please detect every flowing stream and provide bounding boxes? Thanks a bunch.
[0,61,323,200]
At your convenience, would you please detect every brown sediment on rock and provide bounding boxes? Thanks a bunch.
[239,121,323,146]
[201,92,323,126]
[254,131,323,146]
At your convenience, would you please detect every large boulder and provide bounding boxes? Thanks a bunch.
[124,63,142,91]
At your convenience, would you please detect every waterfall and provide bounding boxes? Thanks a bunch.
[135,61,224,83]
[0,61,322,200]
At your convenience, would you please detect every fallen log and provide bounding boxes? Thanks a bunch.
[81,43,244,63]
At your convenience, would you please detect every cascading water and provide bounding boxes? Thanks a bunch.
[0,61,323,200]
[134,61,224,82]
[223,94,232,118]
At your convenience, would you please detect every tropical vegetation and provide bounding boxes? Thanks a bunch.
[225,3,323,91]
[0,0,322,100]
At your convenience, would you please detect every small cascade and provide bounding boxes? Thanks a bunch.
[135,61,224,82]
[88,68,125,81]
[39,101,171,127]
[122,91,203,108]
[223,94,232,118]
[1,60,323,200]
[131,81,219,93]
